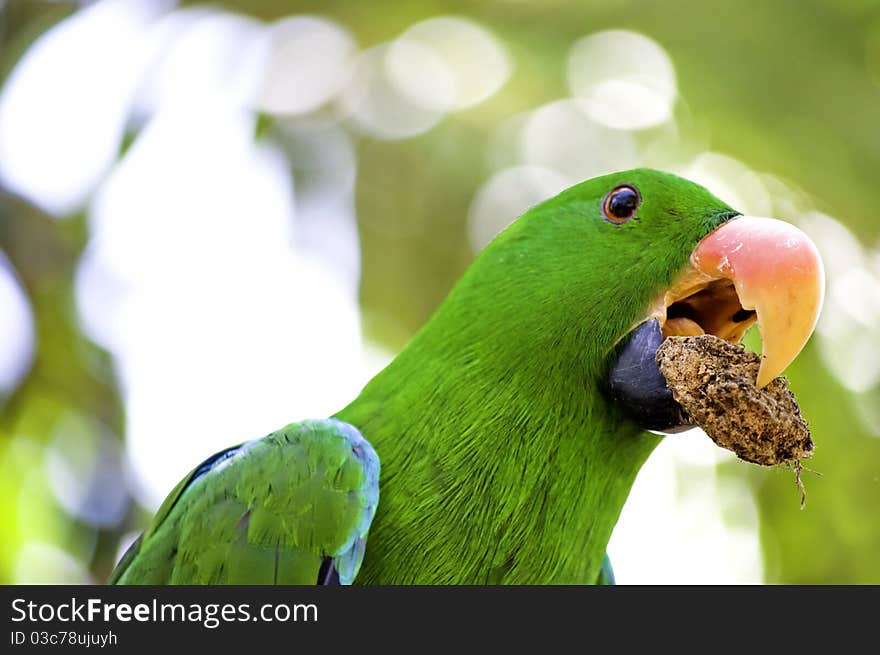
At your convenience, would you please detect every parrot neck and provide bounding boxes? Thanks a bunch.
[336,303,661,584]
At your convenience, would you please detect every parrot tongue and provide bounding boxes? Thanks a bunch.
[608,216,824,433]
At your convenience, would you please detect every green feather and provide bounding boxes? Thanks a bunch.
[112,419,379,584]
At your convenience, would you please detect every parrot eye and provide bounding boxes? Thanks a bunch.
[602,185,641,224]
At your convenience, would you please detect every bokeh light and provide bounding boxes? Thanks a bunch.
[468,165,571,252]
[14,542,92,585]
[45,413,129,528]
[338,43,445,140]
[76,99,374,507]
[680,152,773,218]
[610,430,763,584]
[387,16,511,112]
[0,253,34,397]
[520,99,639,181]
[129,8,259,118]
[255,16,356,116]
[567,30,677,130]
[0,0,174,215]
[799,213,880,394]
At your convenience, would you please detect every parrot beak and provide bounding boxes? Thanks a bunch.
[653,216,825,388]
[608,215,824,432]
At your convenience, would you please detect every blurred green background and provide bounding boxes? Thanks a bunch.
[1,0,878,584]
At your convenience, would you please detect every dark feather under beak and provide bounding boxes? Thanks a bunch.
[607,318,692,433]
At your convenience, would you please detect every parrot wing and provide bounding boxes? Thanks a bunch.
[596,553,615,585]
[109,418,380,585]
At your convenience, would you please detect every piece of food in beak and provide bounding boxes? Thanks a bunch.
[691,216,825,388]
[657,334,813,467]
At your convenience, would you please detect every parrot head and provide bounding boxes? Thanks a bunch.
[466,168,824,433]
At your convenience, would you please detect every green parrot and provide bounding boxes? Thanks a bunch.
[110,169,823,585]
